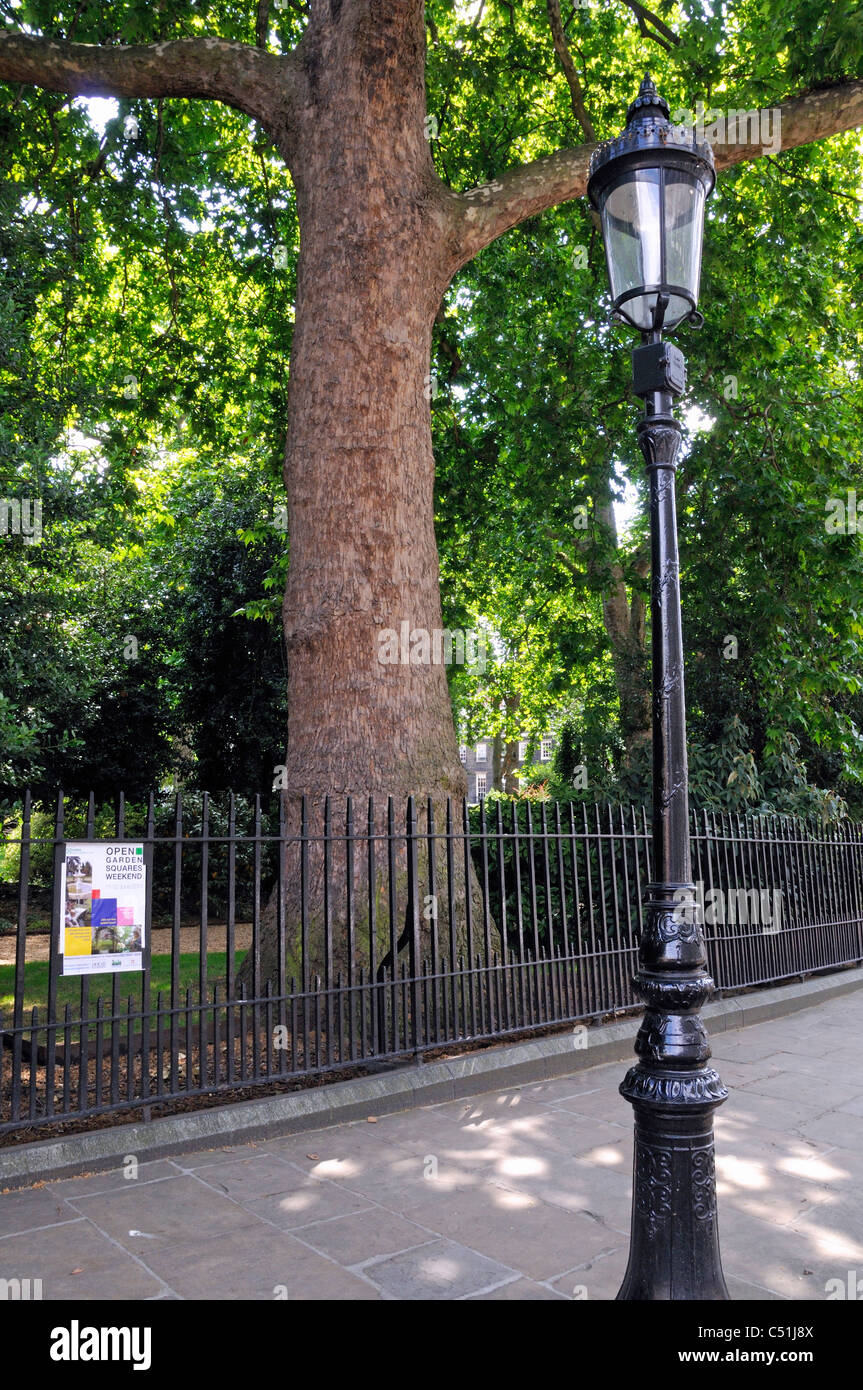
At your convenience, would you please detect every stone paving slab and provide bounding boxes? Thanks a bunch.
[240,1170,374,1229]
[2,985,862,1300]
[0,1217,166,1300]
[359,1238,517,1300]
[138,1222,382,1301]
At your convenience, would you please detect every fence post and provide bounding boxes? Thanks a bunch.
[46,791,63,1117]
[10,789,32,1126]
[406,796,422,1058]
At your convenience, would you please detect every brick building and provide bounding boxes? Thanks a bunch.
[459,735,556,803]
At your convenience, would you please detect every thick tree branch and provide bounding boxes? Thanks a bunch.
[445,144,593,271]
[0,32,297,131]
[619,0,679,52]
[446,78,863,271]
[546,0,596,141]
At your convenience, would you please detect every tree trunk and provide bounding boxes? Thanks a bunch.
[277,3,463,808]
[501,693,522,794]
[594,490,651,767]
[550,475,651,770]
[241,2,478,988]
[491,735,503,792]
[502,739,520,794]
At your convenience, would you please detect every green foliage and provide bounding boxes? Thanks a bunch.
[428,1,863,815]
[1,0,862,814]
[168,488,287,794]
[0,10,293,801]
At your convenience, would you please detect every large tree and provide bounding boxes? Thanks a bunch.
[3,1,862,810]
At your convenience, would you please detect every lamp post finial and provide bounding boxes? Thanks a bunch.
[627,72,670,123]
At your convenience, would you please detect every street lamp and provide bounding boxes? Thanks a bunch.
[588,74,729,1300]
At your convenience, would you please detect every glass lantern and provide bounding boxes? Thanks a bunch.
[587,75,715,333]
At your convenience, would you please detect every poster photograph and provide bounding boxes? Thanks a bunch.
[59,841,147,975]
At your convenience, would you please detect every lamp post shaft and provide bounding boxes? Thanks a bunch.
[615,345,729,1301]
[643,385,691,887]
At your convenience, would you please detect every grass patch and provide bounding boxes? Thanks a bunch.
[0,950,247,1020]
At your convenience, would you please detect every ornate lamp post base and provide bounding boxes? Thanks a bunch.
[617,1066,729,1300]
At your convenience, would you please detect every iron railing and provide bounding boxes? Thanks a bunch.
[1,791,862,1136]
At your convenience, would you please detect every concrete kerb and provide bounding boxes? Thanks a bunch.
[2,964,861,1191]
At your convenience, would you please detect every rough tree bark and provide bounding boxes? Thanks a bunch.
[276,5,464,808]
[499,693,522,794]
[3,7,863,983]
[259,4,471,981]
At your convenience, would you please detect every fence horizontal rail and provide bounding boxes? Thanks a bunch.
[2,790,862,1136]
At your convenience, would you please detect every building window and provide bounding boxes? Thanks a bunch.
[475,742,487,762]
[518,740,528,762]
[540,736,553,762]
[475,773,487,798]
[459,745,467,763]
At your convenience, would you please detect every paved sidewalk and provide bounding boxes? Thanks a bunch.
[2,989,862,1300]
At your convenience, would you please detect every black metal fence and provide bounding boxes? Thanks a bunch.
[2,790,863,1137]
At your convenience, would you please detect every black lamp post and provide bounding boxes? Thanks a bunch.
[588,74,729,1300]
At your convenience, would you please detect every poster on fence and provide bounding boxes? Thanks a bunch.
[59,842,147,975]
